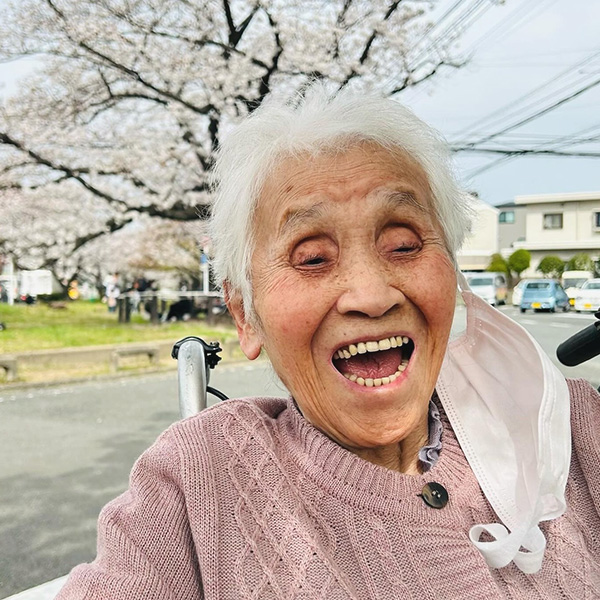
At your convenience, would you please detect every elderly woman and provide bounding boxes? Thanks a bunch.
[58,85,600,599]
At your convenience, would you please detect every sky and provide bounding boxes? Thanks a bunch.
[400,0,600,206]
[0,0,598,208]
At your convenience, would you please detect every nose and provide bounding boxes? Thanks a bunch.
[336,263,405,318]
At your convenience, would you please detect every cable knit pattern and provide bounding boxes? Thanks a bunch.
[57,378,600,599]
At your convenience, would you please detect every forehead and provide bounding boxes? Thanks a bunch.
[256,142,432,225]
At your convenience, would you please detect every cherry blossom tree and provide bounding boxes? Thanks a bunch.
[0,0,483,279]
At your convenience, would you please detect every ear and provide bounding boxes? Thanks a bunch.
[224,283,262,360]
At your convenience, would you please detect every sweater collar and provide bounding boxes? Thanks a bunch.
[280,394,476,514]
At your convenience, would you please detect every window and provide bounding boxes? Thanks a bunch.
[593,212,600,230]
[526,282,551,290]
[499,211,515,224]
[543,213,563,230]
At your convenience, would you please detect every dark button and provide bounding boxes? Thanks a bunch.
[419,482,449,509]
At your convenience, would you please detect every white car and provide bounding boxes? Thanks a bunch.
[464,272,507,306]
[574,279,600,313]
[511,279,532,307]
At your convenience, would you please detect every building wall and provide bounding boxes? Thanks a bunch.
[511,192,600,277]
[498,205,527,250]
[457,199,499,271]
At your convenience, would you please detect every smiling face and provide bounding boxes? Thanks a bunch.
[228,142,457,472]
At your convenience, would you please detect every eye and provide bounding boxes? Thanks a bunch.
[301,254,326,266]
[291,236,336,270]
[382,225,422,256]
[393,243,420,254]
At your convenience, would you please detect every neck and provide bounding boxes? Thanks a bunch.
[353,424,429,475]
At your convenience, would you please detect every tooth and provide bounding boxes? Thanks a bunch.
[373,378,382,386]
[398,364,406,372]
[390,337,398,348]
[378,339,391,351]
[402,336,409,344]
[356,377,365,386]
[396,336,403,346]
[389,373,397,382]
[344,373,351,379]
[357,342,367,354]
[366,341,378,352]
[382,376,390,385]
[365,378,374,387]
[401,358,409,365]
[349,374,357,382]
[343,349,351,359]
[349,344,358,356]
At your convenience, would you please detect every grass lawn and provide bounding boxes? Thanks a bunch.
[0,300,237,354]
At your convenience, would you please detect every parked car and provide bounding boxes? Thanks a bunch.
[561,270,593,306]
[464,272,507,306]
[511,279,534,307]
[520,280,570,313]
[574,278,600,313]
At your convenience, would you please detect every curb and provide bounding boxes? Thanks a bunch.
[0,356,264,393]
[0,364,178,392]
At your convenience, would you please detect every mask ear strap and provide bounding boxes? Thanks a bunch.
[456,270,471,294]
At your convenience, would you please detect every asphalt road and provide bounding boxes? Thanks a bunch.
[2,306,600,597]
[0,362,286,599]
[496,304,600,387]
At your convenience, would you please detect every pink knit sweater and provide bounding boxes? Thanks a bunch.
[58,379,600,599]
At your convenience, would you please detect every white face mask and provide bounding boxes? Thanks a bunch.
[436,273,571,574]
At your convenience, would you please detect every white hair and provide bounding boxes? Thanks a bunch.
[209,82,473,316]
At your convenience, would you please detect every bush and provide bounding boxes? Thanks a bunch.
[37,292,69,302]
[507,249,531,277]
[565,253,594,272]
[537,256,565,278]
[486,253,509,274]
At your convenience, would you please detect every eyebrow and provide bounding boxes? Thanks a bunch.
[278,190,429,237]
[279,202,327,236]
[381,190,429,215]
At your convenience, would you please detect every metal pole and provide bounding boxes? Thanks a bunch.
[176,339,207,418]
[6,258,15,305]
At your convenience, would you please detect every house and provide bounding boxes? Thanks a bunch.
[510,191,600,276]
[456,196,499,271]
[496,201,527,251]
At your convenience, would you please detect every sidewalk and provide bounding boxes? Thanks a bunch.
[5,576,67,600]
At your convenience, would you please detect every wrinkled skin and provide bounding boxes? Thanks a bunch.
[227,143,456,474]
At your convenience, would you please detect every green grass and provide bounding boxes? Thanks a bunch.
[0,300,236,354]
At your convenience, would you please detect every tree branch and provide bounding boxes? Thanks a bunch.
[340,0,404,89]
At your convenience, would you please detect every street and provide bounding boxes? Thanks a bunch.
[0,362,286,598]
[496,304,600,387]
[2,306,600,598]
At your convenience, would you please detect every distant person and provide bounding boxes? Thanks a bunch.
[58,85,599,598]
[104,274,120,313]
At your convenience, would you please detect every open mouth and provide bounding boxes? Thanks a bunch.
[332,335,414,387]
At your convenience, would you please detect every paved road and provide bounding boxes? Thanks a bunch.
[2,306,600,597]
[0,362,286,599]
[496,304,600,387]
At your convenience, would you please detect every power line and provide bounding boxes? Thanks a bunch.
[456,147,600,158]
[384,0,500,93]
[452,48,600,143]
[465,0,559,57]
[463,75,600,148]
[462,121,600,178]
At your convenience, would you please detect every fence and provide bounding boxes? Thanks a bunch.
[117,291,225,325]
